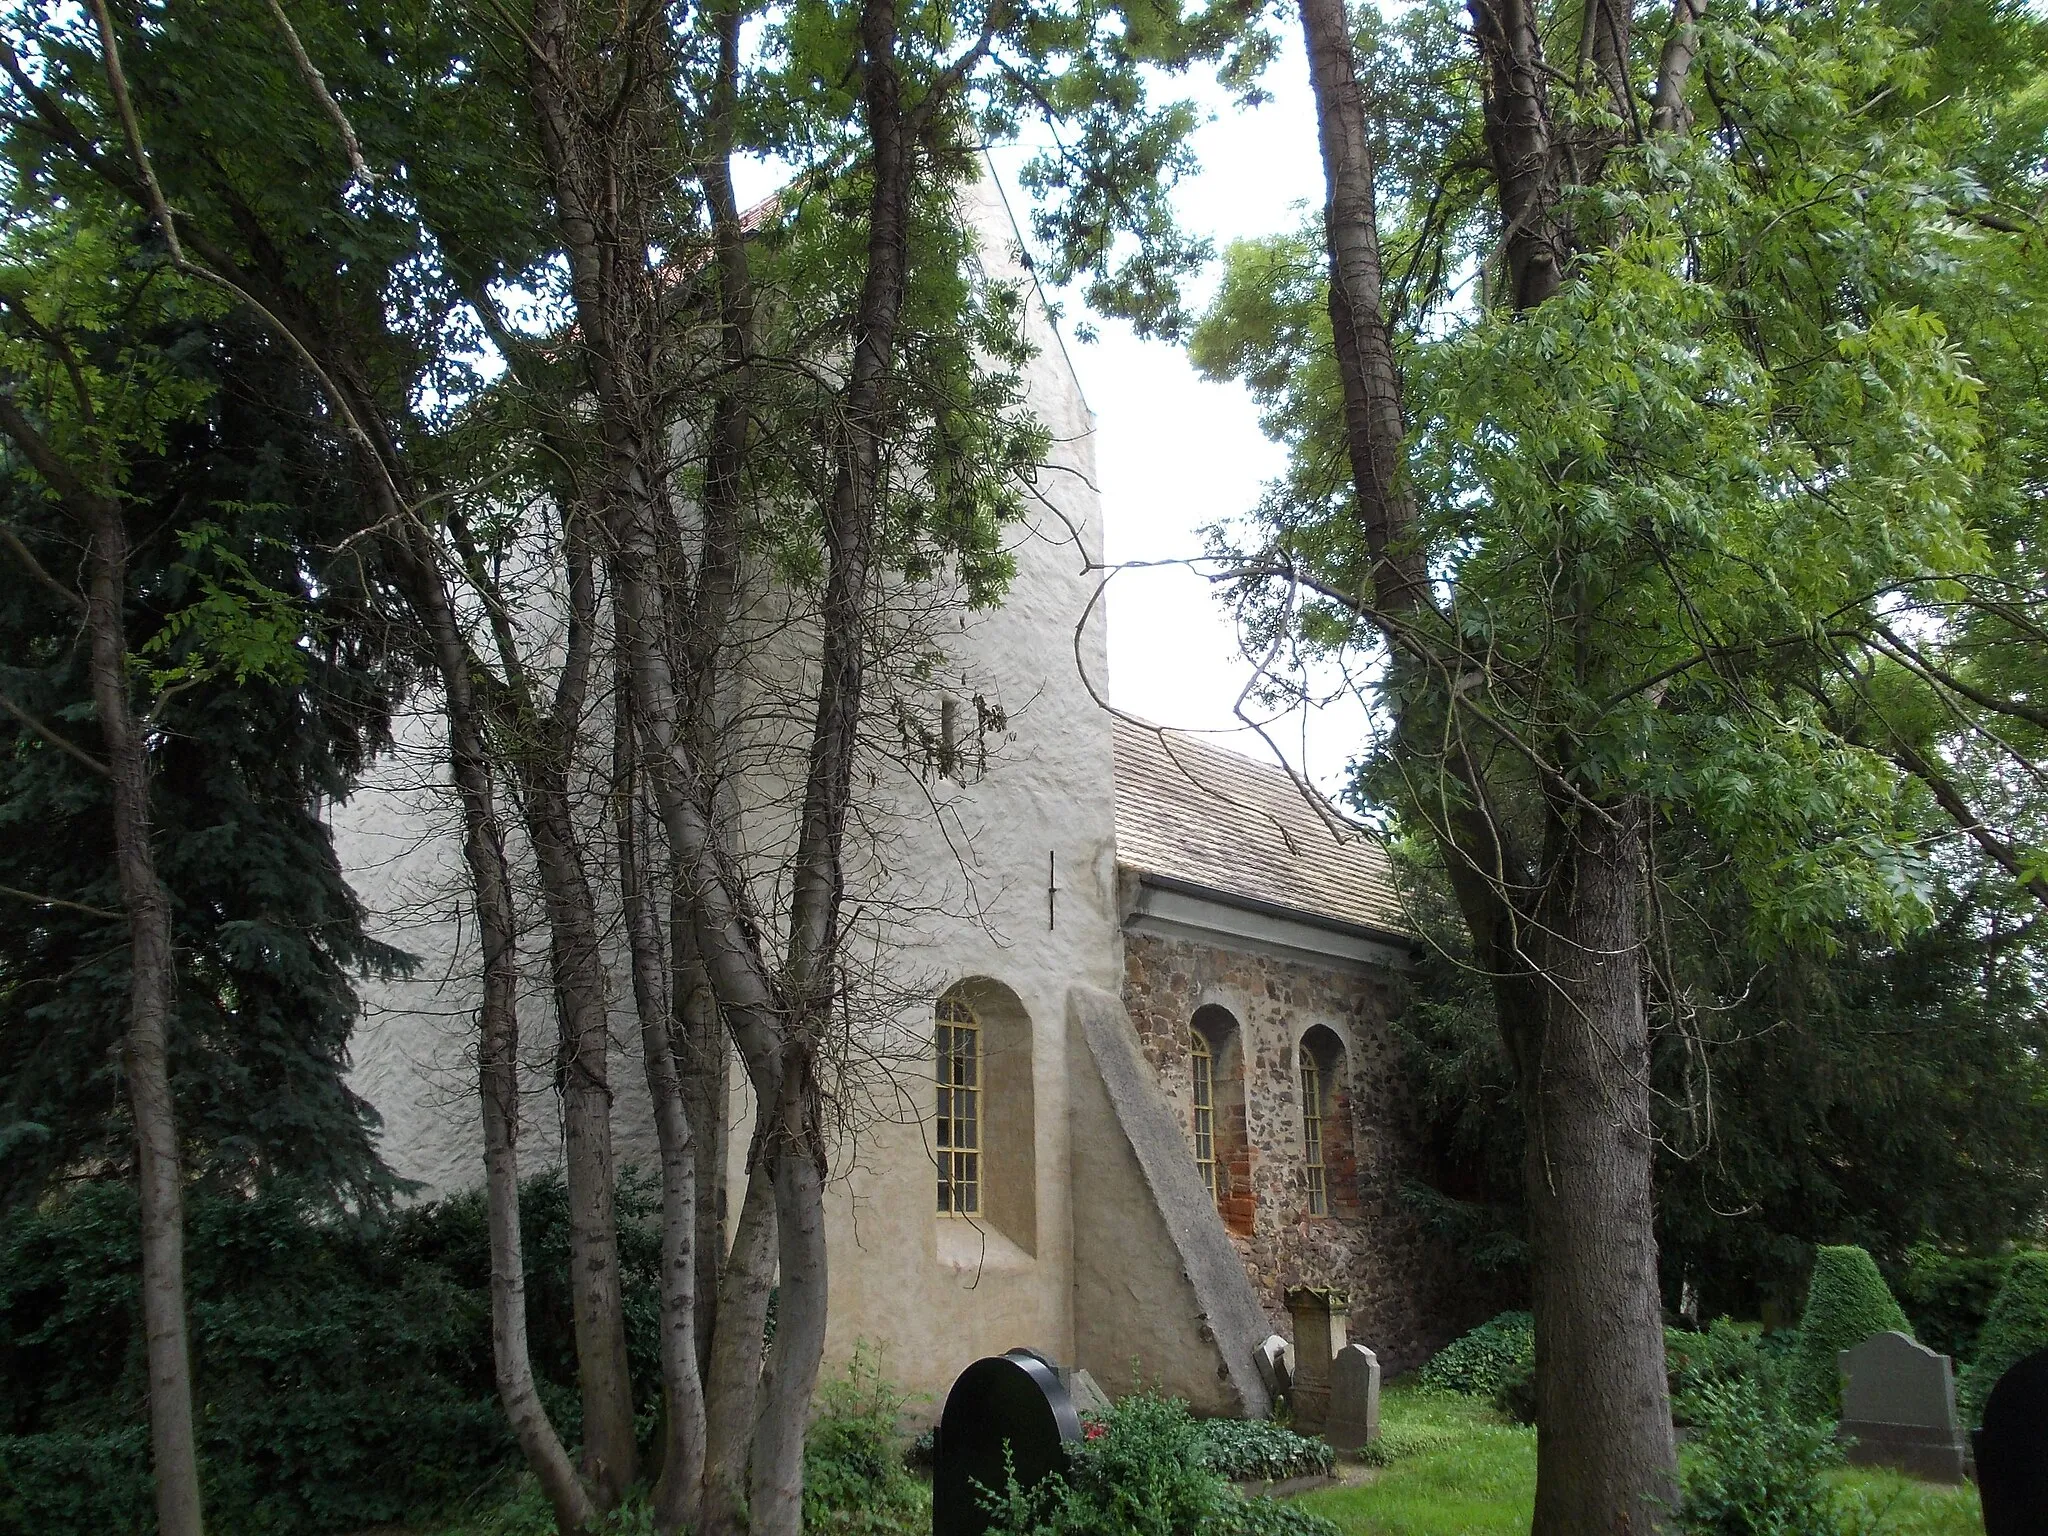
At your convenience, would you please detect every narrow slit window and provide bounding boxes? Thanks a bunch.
[1300,1053,1327,1216]
[937,997,980,1215]
[1191,1030,1217,1204]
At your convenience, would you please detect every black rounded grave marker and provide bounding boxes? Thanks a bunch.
[932,1349,1081,1536]
[1976,1346,2048,1536]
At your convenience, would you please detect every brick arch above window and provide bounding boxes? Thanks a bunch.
[1191,1004,1255,1236]
[1297,1024,1356,1219]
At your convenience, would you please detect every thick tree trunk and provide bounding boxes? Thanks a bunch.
[82,504,205,1536]
[1292,0,1681,1528]
[1519,800,1677,1534]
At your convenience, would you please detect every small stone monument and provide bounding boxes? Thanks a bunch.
[1835,1330,1968,1482]
[933,1349,1082,1536]
[1286,1287,1349,1433]
[1324,1343,1380,1451]
[1254,1334,1295,1405]
[1975,1346,2048,1536]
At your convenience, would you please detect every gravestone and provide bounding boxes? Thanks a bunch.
[1254,1334,1295,1405]
[1324,1343,1380,1451]
[1286,1287,1349,1433]
[933,1349,1082,1536]
[1976,1345,2048,1536]
[1835,1330,1967,1482]
[1062,1366,1112,1419]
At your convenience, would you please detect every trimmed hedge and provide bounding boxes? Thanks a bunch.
[1790,1246,1911,1422]
[1958,1251,2048,1424]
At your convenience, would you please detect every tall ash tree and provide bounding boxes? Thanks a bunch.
[3,0,1244,1531]
[1194,0,2045,1525]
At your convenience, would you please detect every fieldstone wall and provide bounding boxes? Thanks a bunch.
[1120,926,1503,1376]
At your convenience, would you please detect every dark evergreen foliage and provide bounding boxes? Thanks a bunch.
[0,322,408,1208]
[1391,879,2048,1322]
[1958,1251,2048,1423]
[0,1172,664,1536]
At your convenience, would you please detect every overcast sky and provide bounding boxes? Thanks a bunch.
[983,42,1376,789]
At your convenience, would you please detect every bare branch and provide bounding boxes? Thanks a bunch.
[0,686,112,777]
[261,0,371,186]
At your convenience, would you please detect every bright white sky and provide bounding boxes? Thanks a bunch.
[983,44,1376,790]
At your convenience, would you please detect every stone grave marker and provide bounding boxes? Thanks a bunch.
[1286,1287,1349,1433]
[1325,1343,1380,1451]
[933,1349,1081,1536]
[1254,1334,1295,1404]
[1835,1330,1967,1482]
[1975,1345,2048,1536]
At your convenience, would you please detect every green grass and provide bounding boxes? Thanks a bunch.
[1299,1390,1533,1536]
[1296,1387,1983,1536]
[1826,1468,1980,1536]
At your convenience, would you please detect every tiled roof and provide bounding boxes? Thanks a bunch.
[1113,716,1408,938]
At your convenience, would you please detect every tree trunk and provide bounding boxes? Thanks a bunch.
[527,772,639,1506]
[748,1070,832,1536]
[1520,799,1677,1534]
[700,1159,779,1536]
[619,699,708,1533]
[399,529,597,1534]
[82,501,205,1536]
[1291,0,1681,1527]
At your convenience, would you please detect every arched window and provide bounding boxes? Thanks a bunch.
[1298,1025,1353,1218]
[934,980,1038,1251]
[1191,1029,1218,1202]
[1191,1004,1253,1234]
[1300,1050,1328,1216]
[936,996,980,1215]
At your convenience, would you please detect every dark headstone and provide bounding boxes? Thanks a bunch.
[1977,1346,2048,1536]
[932,1349,1081,1536]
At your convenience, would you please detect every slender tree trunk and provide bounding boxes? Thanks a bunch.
[748,1068,832,1536]
[1521,800,1676,1533]
[527,772,639,1506]
[619,693,708,1533]
[81,502,205,1536]
[399,530,597,1533]
[700,1159,779,1536]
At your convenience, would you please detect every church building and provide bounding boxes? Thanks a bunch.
[332,176,1480,1422]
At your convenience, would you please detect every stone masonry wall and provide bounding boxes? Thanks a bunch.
[1121,926,1501,1376]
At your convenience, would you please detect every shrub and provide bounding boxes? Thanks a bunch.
[1790,1247,1910,1422]
[1666,1320,1793,1425]
[1676,1379,1843,1536]
[1490,1356,1536,1424]
[1195,1418,1334,1482]
[1894,1246,2011,1363]
[1958,1250,2048,1424]
[0,1172,664,1536]
[803,1345,928,1536]
[1226,1498,1343,1536]
[1416,1311,1534,1397]
[978,1393,1333,1536]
